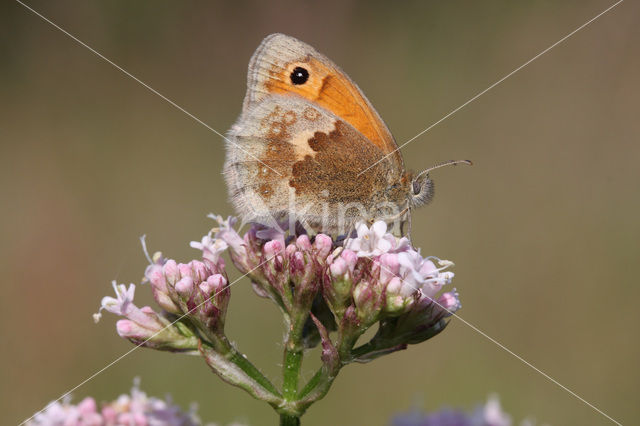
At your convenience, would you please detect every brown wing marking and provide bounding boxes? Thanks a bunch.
[288,120,394,204]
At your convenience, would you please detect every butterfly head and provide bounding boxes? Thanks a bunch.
[409,172,434,208]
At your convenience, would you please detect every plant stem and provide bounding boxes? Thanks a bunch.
[299,368,323,398]
[282,348,303,400]
[226,342,282,397]
[199,342,282,407]
[279,413,301,426]
[212,335,281,397]
[278,309,306,424]
[279,347,303,424]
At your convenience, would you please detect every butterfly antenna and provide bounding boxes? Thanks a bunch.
[415,159,472,180]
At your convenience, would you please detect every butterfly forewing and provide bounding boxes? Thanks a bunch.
[225,33,410,234]
[225,96,401,232]
[243,33,403,167]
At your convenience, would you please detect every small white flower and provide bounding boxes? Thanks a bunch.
[209,215,246,255]
[94,281,136,322]
[345,221,396,257]
[190,233,228,264]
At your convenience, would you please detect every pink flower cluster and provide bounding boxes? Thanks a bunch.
[199,216,461,359]
[339,221,459,316]
[28,379,200,426]
[92,214,462,416]
[96,215,460,354]
[93,233,231,350]
[143,248,230,340]
[203,217,460,322]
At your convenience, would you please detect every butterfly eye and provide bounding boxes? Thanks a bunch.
[412,181,421,195]
[290,66,309,85]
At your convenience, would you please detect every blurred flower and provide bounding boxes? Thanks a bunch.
[392,395,526,426]
[28,378,200,426]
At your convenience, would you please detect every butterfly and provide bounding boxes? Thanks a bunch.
[224,33,469,236]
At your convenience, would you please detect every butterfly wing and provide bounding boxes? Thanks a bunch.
[242,33,403,168]
[224,95,403,232]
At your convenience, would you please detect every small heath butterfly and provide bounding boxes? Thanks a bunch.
[224,34,469,235]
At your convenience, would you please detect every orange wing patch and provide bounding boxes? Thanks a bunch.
[263,57,397,156]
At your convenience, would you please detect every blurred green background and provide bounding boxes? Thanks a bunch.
[2,1,638,425]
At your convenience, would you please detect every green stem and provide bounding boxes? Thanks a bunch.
[277,308,307,422]
[296,321,364,409]
[199,342,282,406]
[224,340,281,397]
[296,365,337,412]
[299,368,323,399]
[282,348,303,400]
[279,413,300,426]
[205,337,281,399]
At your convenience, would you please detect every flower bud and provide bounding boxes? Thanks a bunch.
[313,233,333,259]
[384,276,416,314]
[325,251,358,316]
[145,264,180,314]
[113,304,197,352]
[162,259,180,286]
[329,257,347,277]
[296,234,312,251]
[290,251,306,273]
[199,274,227,295]
[145,264,166,289]
[190,260,208,283]
[187,273,230,337]
[285,243,297,257]
[264,239,284,257]
[353,279,384,325]
[177,263,193,280]
[341,249,358,271]
[175,276,194,298]
[116,319,145,339]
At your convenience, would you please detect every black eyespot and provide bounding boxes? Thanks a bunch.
[290,67,309,85]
